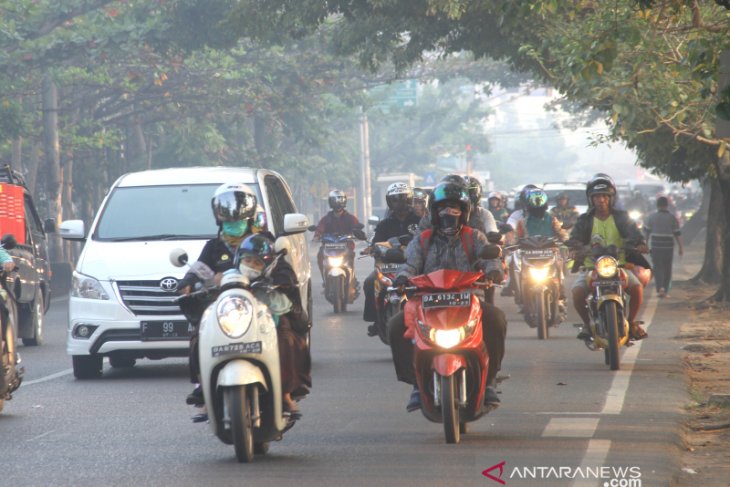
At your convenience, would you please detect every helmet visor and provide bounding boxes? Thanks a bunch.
[215,191,257,222]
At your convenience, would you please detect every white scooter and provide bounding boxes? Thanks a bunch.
[171,246,296,463]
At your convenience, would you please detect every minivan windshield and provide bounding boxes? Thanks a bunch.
[94,183,262,241]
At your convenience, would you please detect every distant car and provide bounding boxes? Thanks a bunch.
[541,182,589,215]
[60,166,311,379]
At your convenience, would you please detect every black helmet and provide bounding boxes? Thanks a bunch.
[441,174,467,186]
[237,233,276,267]
[429,181,470,235]
[464,176,483,207]
[518,184,539,209]
[328,189,347,211]
[385,182,414,211]
[586,174,616,208]
[211,183,258,225]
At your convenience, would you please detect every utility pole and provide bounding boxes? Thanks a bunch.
[465,143,473,176]
[360,109,372,221]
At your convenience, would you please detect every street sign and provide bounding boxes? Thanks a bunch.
[423,172,436,186]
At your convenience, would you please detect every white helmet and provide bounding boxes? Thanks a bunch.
[211,183,257,224]
[386,182,414,210]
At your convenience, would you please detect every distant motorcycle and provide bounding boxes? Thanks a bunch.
[362,234,412,344]
[0,235,22,414]
[507,235,565,340]
[312,226,367,313]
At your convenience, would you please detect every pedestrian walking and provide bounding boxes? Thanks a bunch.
[643,196,684,298]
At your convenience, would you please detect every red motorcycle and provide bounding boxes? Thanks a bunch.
[402,269,495,444]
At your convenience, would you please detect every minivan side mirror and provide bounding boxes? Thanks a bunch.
[43,218,57,233]
[59,220,86,241]
[282,213,309,235]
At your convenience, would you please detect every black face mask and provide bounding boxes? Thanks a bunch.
[438,213,460,236]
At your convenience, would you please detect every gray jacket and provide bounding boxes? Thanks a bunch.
[397,227,501,281]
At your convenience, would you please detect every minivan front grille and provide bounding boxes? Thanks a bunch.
[116,280,182,316]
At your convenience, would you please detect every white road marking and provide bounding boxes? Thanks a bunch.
[542,417,600,438]
[27,431,54,442]
[571,439,612,487]
[21,368,74,386]
[601,295,658,415]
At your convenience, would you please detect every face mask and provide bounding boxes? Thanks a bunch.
[438,212,460,236]
[222,220,248,237]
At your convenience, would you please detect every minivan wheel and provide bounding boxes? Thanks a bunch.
[22,293,44,346]
[72,355,103,379]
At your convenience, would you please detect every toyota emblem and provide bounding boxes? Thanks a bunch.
[160,277,178,292]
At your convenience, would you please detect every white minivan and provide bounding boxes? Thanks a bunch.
[61,167,311,379]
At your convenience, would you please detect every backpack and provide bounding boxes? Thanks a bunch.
[419,227,476,266]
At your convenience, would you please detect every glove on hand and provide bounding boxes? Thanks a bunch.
[393,275,410,288]
[486,269,503,284]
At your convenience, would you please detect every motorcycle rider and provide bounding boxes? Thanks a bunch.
[363,183,421,337]
[567,174,650,341]
[487,191,510,222]
[179,182,258,421]
[388,181,508,412]
[419,175,497,235]
[549,192,579,229]
[237,234,311,418]
[412,187,430,219]
[502,184,539,298]
[313,190,362,283]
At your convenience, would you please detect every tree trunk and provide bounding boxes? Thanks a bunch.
[26,142,42,195]
[42,74,64,262]
[682,178,710,245]
[691,178,724,284]
[710,155,730,301]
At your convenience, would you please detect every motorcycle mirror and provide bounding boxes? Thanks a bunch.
[307,225,317,232]
[384,248,406,264]
[1,234,17,250]
[486,231,503,244]
[368,215,380,226]
[497,222,513,234]
[398,234,414,246]
[353,229,367,240]
[169,248,188,267]
[479,244,502,260]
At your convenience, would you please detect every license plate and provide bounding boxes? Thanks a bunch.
[211,341,262,357]
[379,263,401,273]
[522,249,554,258]
[325,243,347,251]
[422,292,471,309]
[594,280,622,287]
[140,320,192,341]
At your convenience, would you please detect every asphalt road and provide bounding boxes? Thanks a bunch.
[0,249,688,487]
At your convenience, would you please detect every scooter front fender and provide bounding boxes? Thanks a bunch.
[432,353,466,377]
[217,359,268,390]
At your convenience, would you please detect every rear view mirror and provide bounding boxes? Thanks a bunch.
[384,248,406,264]
[1,234,17,250]
[282,213,310,235]
[59,220,86,241]
[479,244,502,260]
[43,218,57,233]
[368,215,380,226]
[169,248,188,267]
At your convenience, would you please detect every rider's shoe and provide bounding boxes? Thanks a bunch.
[484,386,501,407]
[406,385,421,412]
[186,385,204,406]
[367,324,377,337]
[576,324,592,340]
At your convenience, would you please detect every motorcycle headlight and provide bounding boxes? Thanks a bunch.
[72,272,109,300]
[327,256,344,267]
[595,256,619,278]
[528,266,550,282]
[628,210,642,221]
[434,328,463,349]
[216,296,253,339]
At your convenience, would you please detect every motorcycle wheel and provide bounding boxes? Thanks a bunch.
[225,385,255,463]
[332,277,344,313]
[536,293,548,340]
[440,374,460,444]
[604,302,621,371]
[379,306,394,345]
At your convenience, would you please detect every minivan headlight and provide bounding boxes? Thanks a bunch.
[72,272,109,300]
[216,296,253,338]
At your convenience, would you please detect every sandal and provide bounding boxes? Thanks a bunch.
[283,397,302,420]
[629,322,648,341]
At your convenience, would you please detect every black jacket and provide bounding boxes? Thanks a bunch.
[372,210,421,244]
[568,209,650,272]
